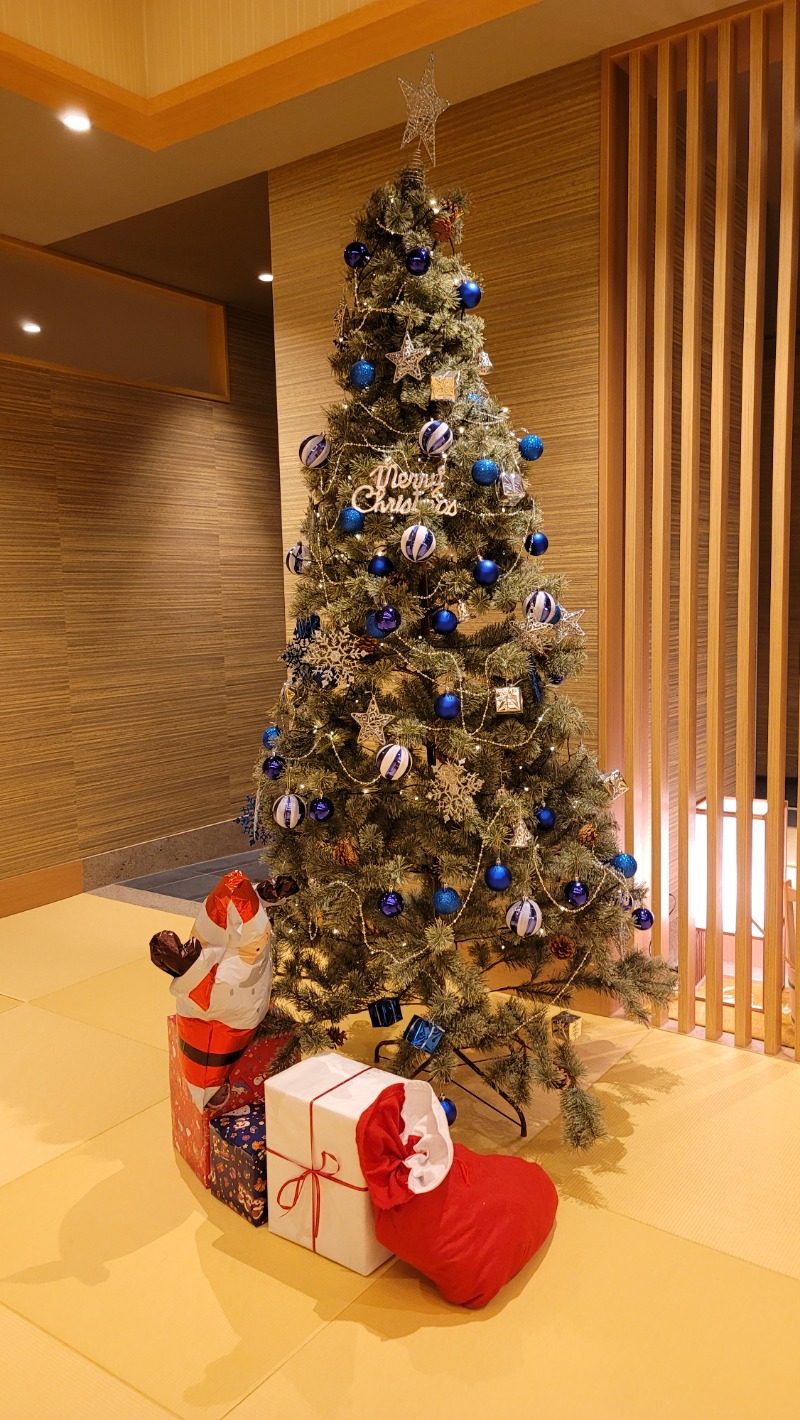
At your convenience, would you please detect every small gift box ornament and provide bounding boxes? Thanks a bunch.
[499,470,525,502]
[494,685,523,714]
[368,997,403,1028]
[551,1010,582,1042]
[600,769,629,800]
[430,369,460,401]
[402,1015,445,1054]
[210,1105,268,1226]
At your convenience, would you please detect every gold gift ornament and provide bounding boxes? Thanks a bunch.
[551,1010,582,1042]
[494,685,523,713]
[430,369,460,401]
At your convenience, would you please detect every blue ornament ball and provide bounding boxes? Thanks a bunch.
[535,806,556,831]
[433,886,462,916]
[434,692,460,720]
[338,505,365,534]
[285,541,309,575]
[368,553,394,577]
[377,743,412,780]
[374,605,401,634]
[519,434,544,461]
[344,241,370,269]
[262,754,285,781]
[262,724,281,748]
[458,279,482,309]
[564,879,590,908]
[365,612,388,639]
[431,607,458,634]
[400,523,436,561]
[419,419,453,458]
[473,558,499,587]
[405,246,431,275]
[273,793,305,830]
[378,890,404,918]
[609,852,638,879]
[309,796,334,823]
[632,906,655,931]
[439,1097,458,1127]
[485,862,512,892]
[298,433,330,468]
[471,458,499,486]
[525,531,549,556]
[524,589,560,624]
[550,674,564,686]
[349,359,375,389]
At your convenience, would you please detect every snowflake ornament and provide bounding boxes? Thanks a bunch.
[302,627,368,689]
[427,759,484,823]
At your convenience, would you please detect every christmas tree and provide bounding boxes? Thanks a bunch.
[249,60,675,1148]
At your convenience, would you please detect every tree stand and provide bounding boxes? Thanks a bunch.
[373,1040,528,1137]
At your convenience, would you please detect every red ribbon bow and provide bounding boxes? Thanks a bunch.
[268,1065,372,1252]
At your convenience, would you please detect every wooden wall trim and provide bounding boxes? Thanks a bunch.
[0,0,543,151]
[608,0,781,59]
[0,861,84,918]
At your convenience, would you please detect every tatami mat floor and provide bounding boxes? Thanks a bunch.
[1,893,799,1419]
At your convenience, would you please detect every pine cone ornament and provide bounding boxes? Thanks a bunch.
[333,839,359,866]
[327,1026,348,1047]
[549,934,575,961]
[431,202,462,246]
[577,823,599,848]
[355,635,378,656]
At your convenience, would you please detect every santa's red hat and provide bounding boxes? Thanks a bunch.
[192,870,268,951]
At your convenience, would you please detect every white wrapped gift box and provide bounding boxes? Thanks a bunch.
[264,1052,395,1275]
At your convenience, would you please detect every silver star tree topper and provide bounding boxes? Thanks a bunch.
[399,54,450,166]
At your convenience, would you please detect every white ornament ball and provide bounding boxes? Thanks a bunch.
[523,589,560,625]
[285,541,309,575]
[272,793,306,829]
[400,524,437,562]
[505,898,543,937]
[298,434,330,468]
[376,743,412,780]
[419,419,453,458]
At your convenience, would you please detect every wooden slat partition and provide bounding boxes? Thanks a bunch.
[705,20,737,1041]
[677,30,705,1035]
[765,0,800,1054]
[735,7,769,1049]
[623,51,651,867]
[603,0,800,1056]
[650,40,676,1012]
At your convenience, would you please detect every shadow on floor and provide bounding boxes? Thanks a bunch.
[121,848,265,904]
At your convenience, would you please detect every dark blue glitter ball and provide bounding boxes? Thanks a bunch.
[609,852,637,879]
[433,887,461,915]
[519,434,544,461]
[349,360,376,390]
[471,458,499,486]
[338,505,365,534]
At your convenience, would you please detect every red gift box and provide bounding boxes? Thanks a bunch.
[168,1013,299,1187]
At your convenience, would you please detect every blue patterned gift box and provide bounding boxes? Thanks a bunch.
[210,1104,268,1226]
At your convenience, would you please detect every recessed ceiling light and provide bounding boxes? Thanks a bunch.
[21,320,41,334]
[59,110,91,132]
[258,272,274,283]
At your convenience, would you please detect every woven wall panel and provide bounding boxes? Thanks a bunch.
[0,309,283,876]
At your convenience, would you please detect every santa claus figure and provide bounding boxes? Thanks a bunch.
[150,870,273,1109]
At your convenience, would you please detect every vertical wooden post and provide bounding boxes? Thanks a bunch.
[765,0,800,1055]
[624,50,650,867]
[735,8,768,1050]
[705,20,737,1041]
[599,52,628,788]
[677,30,705,1035]
[651,40,676,1014]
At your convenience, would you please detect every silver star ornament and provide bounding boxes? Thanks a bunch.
[351,695,393,749]
[386,328,428,382]
[399,54,450,166]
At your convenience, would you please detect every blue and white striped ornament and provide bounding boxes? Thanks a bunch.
[523,589,561,625]
[272,793,306,830]
[505,898,543,937]
[376,743,412,780]
[418,419,453,458]
[285,541,309,575]
[400,524,437,562]
[298,433,330,468]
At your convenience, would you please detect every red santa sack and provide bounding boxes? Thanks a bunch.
[355,1080,558,1309]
